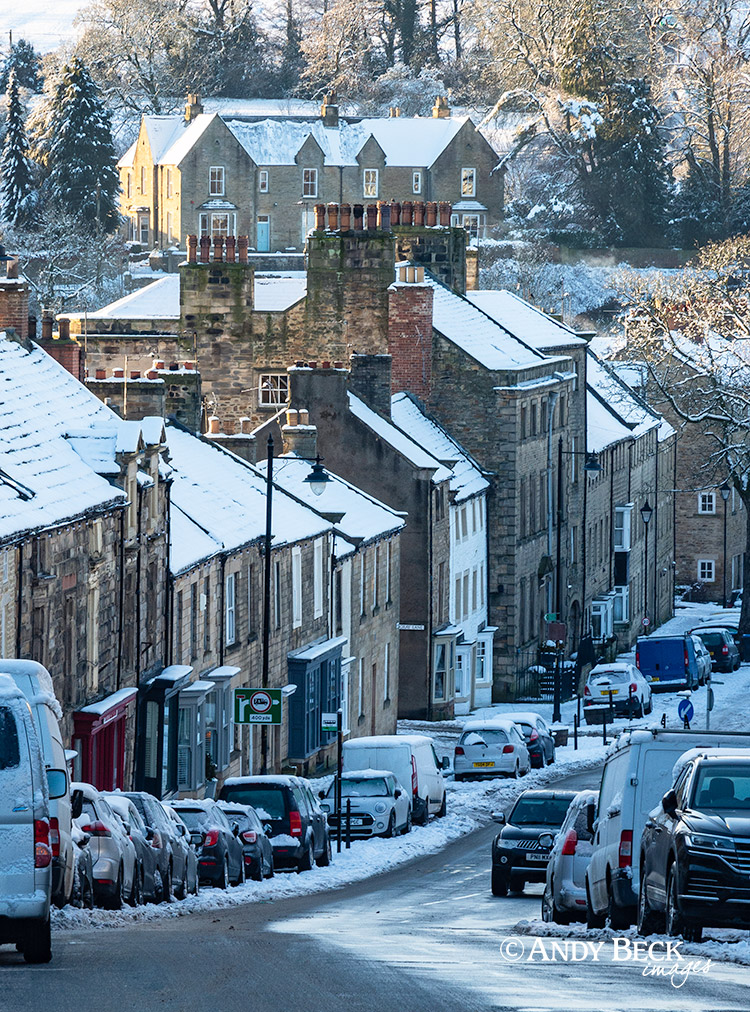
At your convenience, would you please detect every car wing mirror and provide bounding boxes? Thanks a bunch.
[394,788,402,798]
[71,788,84,820]
[145,826,155,841]
[318,789,326,799]
[232,823,240,837]
[123,822,131,836]
[586,802,597,836]
[440,756,450,770]
[491,811,506,825]
[662,789,678,817]
[47,768,68,800]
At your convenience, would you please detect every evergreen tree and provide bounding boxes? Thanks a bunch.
[40,58,120,231]
[0,69,33,226]
[0,40,42,93]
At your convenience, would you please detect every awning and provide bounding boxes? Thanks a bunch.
[74,687,138,734]
[204,665,241,683]
[180,679,215,703]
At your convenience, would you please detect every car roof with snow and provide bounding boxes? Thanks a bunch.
[590,662,633,672]
[223,774,308,787]
[345,735,435,748]
[462,717,523,732]
[497,711,547,724]
[168,798,221,811]
[341,769,395,779]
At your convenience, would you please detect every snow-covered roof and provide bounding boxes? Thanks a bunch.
[347,393,451,483]
[345,734,435,748]
[423,274,555,371]
[586,349,669,453]
[259,455,404,545]
[166,424,331,574]
[0,334,128,541]
[462,717,525,732]
[586,389,633,453]
[161,113,217,166]
[254,273,307,312]
[466,290,587,350]
[390,393,489,502]
[145,115,191,163]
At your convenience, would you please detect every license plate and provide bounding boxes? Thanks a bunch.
[599,688,619,696]
[651,677,660,682]
[526,853,548,862]
[348,817,365,826]
[473,761,495,768]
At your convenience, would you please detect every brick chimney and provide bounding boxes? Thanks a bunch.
[0,252,29,340]
[432,95,451,119]
[388,266,434,401]
[185,93,203,123]
[282,407,318,458]
[321,92,339,128]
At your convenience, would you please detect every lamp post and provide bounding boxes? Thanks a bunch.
[721,482,730,608]
[641,500,653,633]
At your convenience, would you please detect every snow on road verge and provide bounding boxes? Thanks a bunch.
[514,918,750,968]
[52,744,604,932]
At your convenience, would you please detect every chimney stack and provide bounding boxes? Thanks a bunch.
[321,92,339,128]
[185,93,203,123]
[282,407,318,459]
[432,95,451,119]
[388,269,434,401]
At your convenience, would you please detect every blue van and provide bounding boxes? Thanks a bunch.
[635,635,700,692]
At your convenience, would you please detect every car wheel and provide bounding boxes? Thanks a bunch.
[635,698,644,719]
[454,773,464,782]
[607,880,630,930]
[512,761,519,779]
[586,882,606,929]
[419,799,430,826]
[22,917,52,964]
[645,696,653,715]
[541,885,554,922]
[234,855,246,886]
[437,793,447,818]
[509,874,525,894]
[316,836,332,866]
[82,870,94,911]
[666,865,702,942]
[491,865,509,897]
[403,808,412,835]
[218,856,229,890]
[298,838,314,873]
[163,862,173,902]
[107,867,124,910]
[637,873,664,936]
[129,866,142,907]
[265,850,275,878]
[384,813,396,838]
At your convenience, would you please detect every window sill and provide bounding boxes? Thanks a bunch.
[225,641,241,654]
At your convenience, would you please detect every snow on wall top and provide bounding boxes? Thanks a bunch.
[347,393,452,483]
[166,425,331,573]
[0,334,127,541]
[258,455,405,545]
[389,393,489,502]
[466,290,587,350]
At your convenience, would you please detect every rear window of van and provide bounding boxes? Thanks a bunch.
[0,706,20,770]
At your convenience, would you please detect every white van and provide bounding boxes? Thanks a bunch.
[586,728,750,928]
[0,660,74,907]
[342,735,448,824]
[0,673,53,963]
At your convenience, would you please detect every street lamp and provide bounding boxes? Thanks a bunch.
[303,455,331,496]
[721,482,731,608]
[640,500,653,633]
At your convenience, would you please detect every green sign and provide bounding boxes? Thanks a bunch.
[544,612,557,622]
[321,712,338,732]
[234,688,282,725]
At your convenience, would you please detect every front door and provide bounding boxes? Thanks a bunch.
[138,214,149,245]
[256,215,270,252]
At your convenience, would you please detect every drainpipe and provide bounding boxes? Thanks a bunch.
[116,507,125,690]
[546,391,560,616]
[219,555,226,666]
[165,481,173,666]
[15,542,23,657]
[653,433,659,625]
[427,482,434,721]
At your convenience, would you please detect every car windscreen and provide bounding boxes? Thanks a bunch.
[0,707,20,769]
[510,796,572,826]
[590,670,629,683]
[221,809,252,830]
[459,729,509,745]
[697,633,725,648]
[220,786,287,820]
[691,766,750,810]
[174,809,218,831]
[339,778,389,797]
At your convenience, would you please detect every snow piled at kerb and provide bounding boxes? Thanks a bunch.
[52,747,603,932]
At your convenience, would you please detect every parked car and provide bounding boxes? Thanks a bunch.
[454,719,531,780]
[1,660,74,908]
[342,735,448,824]
[219,775,332,872]
[635,635,700,692]
[103,793,159,904]
[169,799,245,888]
[692,628,741,672]
[697,613,741,649]
[217,802,275,880]
[585,728,750,930]
[502,711,556,767]
[70,821,94,910]
[583,662,652,721]
[639,750,750,942]
[541,790,598,923]
[690,634,713,686]
[123,790,187,901]
[490,790,577,896]
[0,673,53,963]
[72,782,138,909]
[319,770,412,837]
[161,804,200,895]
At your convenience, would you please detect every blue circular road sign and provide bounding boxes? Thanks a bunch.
[678,698,694,723]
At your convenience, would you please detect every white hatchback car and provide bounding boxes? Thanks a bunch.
[319,770,411,837]
[454,718,531,780]
[583,662,652,721]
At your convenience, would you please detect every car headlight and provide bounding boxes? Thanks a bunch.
[495,838,516,849]
[684,833,736,852]
[374,802,387,814]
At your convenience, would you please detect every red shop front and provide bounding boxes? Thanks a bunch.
[72,688,138,791]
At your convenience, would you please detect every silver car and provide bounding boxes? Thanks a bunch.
[690,634,712,686]
[454,719,531,780]
[72,782,138,909]
[319,770,412,837]
[541,789,598,923]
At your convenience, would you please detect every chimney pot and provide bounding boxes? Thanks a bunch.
[58,317,70,340]
[401,200,413,226]
[169,362,179,370]
[130,370,141,379]
[225,235,236,262]
[146,369,158,380]
[208,415,220,434]
[314,204,327,230]
[308,361,317,369]
[240,416,252,434]
[199,235,211,262]
[6,258,19,280]
[113,367,125,378]
[439,201,452,226]
[183,360,195,371]
[339,203,351,231]
[95,368,106,380]
[413,201,425,226]
[333,360,343,369]
[187,234,198,262]
[425,201,437,226]
[154,359,166,370]
[366,204,378,230]
[212,235,224,262]
[432,95,451,119]
[390,200,401,225]
[41,314,53,340]
[352,204,364,230]
[378,201,391,231]
[298,409,309,425]
[321,360,331,369]
[327,203,339,231]
[237,235,249,263]
[286,408,299,426]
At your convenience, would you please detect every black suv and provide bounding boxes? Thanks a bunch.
[490,790,577,896]
[218,775,331,872]
[639,754,750,942]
